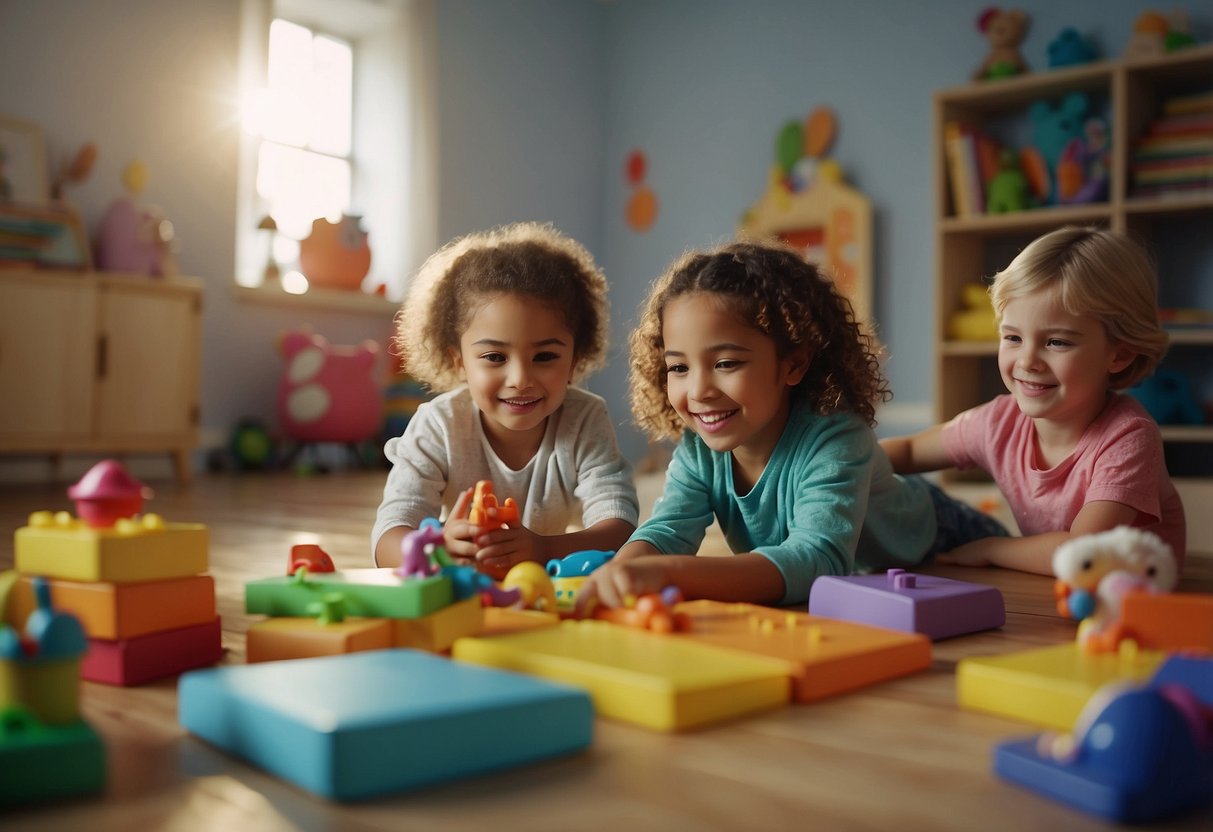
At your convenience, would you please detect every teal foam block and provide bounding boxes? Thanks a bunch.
[177,649,593,800]
[0,717,105,806]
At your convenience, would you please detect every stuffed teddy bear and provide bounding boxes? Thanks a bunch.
[973,7,1030,81]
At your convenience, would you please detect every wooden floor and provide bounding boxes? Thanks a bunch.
[1,470,1211,831]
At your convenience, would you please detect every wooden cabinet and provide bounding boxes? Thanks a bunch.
[0,269,202,481]
[933,45,1213,481]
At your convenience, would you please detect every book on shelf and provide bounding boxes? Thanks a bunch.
[943,122,986,217]
[1162,90,1213,117]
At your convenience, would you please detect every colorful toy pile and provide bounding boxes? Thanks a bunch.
[0,576,104,806]
[8,460,222,686]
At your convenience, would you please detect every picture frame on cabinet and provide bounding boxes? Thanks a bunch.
[0,201,92,270]
[0,115,49,204]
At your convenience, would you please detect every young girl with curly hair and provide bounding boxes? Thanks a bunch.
[881,226,1183,575]
[372,222,638,575]
[578,240,1006,610]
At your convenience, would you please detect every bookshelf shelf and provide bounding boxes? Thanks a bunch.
[933,44,1213,481]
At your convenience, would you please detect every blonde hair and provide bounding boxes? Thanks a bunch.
[396,222,609,391]
[629,239,889,441]
[989,226,1168,389]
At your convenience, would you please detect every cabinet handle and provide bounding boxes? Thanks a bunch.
[97,334,107,380]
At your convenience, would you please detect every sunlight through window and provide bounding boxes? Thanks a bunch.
[246,19,354,282]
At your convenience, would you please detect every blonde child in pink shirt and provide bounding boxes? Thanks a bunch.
[881,226,1185,575]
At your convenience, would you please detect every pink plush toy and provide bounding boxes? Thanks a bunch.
[277,331,383,444]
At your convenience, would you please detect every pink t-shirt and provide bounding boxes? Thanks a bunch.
[941,393,1186,567]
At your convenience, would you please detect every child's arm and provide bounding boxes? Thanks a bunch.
[574,546,785,613]
[879,423,952,474]
[938,499,1141,575]
[471,517,637,580]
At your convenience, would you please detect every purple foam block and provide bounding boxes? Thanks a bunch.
[807,569,1005,640]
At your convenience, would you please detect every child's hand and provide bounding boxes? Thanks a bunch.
[935,540,992,568]
[472,524,549,580]
[574,556,676,616]
[440,487,481,567]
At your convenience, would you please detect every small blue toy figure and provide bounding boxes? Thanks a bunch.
[1047,27,1097,68]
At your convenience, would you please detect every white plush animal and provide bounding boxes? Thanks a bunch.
[1051,527,1177,651]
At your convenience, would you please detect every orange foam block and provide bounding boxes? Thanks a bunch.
[389,597,484,652]
[480,606,561,636]
[81,617,223,686]
[246,617,393,663]
[1120,592,1213,652]
[5,575,216,640]
[674,600,932,701]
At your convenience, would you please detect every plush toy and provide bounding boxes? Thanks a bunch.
[947,284,999,341]
[1047,27,1097,68]
[277,331,383,445]
[1124,10,1196,59]
[1052,527,1178,653]
[973,7,1030,81]
[1020,92,1109,205]
[986,149,1032,214]
[1128,369,1206,426]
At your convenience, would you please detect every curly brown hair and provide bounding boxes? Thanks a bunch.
[629,239,889,441]
[396,222,610,392]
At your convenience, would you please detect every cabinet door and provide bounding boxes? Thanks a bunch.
[94,281,200,440]
[0,273,97,442]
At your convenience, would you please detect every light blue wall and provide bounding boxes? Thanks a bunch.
[435,0,1211,462]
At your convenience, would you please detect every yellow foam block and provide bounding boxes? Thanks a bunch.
[675,600,932,701]
[389,596,484,652]
[245,617,393,663]
[480,606,560,636]
[452,619,792,731]
[0,657,81,725]
[5,575,216,640]
[15,513,208,582]
[957,641,1166,731]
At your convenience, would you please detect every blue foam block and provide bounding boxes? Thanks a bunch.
[178,649,593,800]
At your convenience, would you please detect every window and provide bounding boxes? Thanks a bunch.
[241,18,354,294]
[236,0,437,305]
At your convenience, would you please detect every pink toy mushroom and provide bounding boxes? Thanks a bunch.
[67,459,153,528]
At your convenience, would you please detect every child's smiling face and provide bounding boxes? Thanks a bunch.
[661,292,808,478]
[997,285,1133,433]
[452,292,576,459]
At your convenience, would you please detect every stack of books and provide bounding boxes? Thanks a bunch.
[1130,89,1213,198]
[944,122,1002,217]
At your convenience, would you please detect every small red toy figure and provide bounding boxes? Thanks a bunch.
[288,544,336,575]
[67,459,153,528]
[467,480,519,530]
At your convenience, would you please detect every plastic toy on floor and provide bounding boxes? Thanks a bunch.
[12,460,222,686]
[0,578,105,805]
[994,679,1213,823]
[288,543,335,575]
[592,587,692,633]
[808,567,1005,640]
[1052,527,1178,653]
[395,522,445,579]
[67,459,152,528]
[179,650,593,800]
